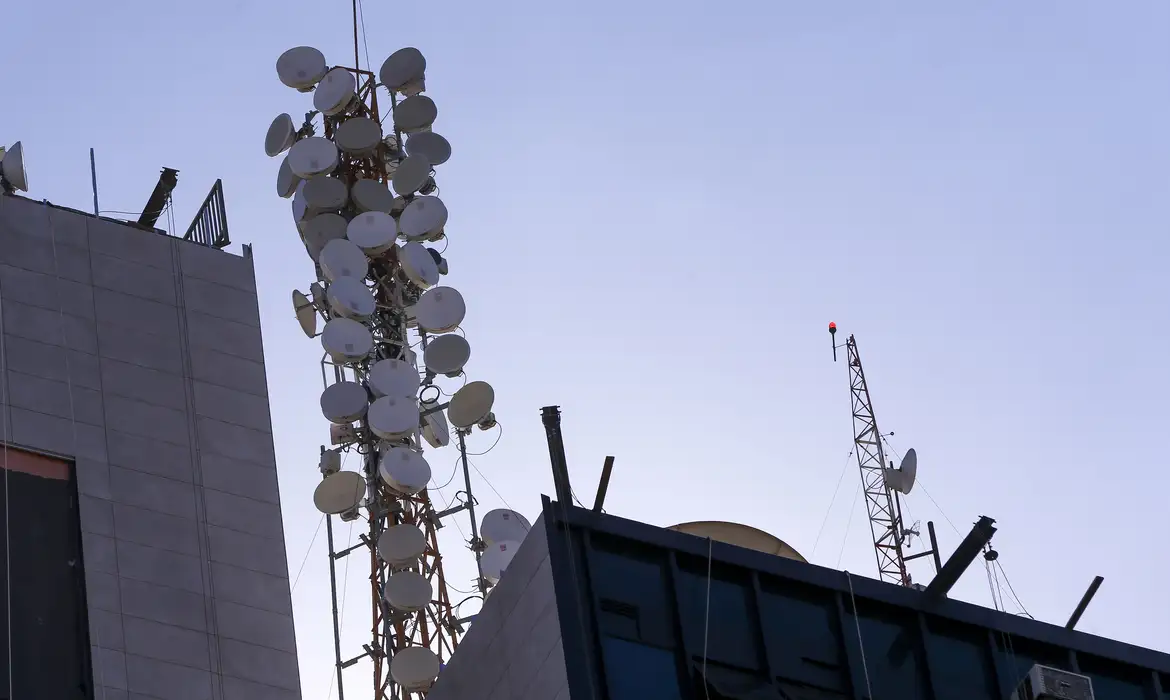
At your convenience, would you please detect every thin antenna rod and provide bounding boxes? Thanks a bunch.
[89,148,99,215]
[325,515,347,700]
[541,406,575,507]
[351,0,360,70]
[592,456,615,513]
[456,430,487,592]
[1065,576,1104,630]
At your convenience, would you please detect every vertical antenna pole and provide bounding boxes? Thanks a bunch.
[89,148,99,215]
[455,430,486,592]
[541,406,575,507]
[325,515,346,700]
[351,0,360,70]
[927,521,942,573]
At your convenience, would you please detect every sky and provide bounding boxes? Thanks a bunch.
[6,0,1170,696]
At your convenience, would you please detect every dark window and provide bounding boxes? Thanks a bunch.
[676,566,760,671]
[994,637,1070,696]
[602,636,685,700]
[924,621,996,700]
[758,586,849,693]
[847,608,929,700]
[1078,656,1148,700]
[589,544,675,647]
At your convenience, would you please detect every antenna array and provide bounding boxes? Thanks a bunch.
[268,43,525,698]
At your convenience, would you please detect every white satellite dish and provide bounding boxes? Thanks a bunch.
[321,318,374,364]
[378,445,431,495]
[405,132,451,166]
[480,540,520,584]
[318,238,369,282]
[368,358,421,398]
[377,523,427,567]
[335,117,382,155]
[480,509,531,546]
[420,397,450,448]
[326,277,376,320]
[347,212,397,257]
[291,180,309,225]
[320,381,370,424]
[384,571,432,612]
[276,156,301,199]
[885,448,918,495]
[393,95,438,133]
[398,242,439,289]
[391,156,433,197]
[379,47,426,95]
[277,46,327,90]
[313,470,365,515]
[313,67,357,116]
[411,286,465,333]
[1,142,28,193]
[368,396,419,441]
[265,114,297,157]
[423,334,470,376]
[391,646,440,692]
[287,137,339,179]
[447,381,495,429]
[302,213,348,261]
[351,179,396,213]
[398,196,448,241]
[292,290,317,337]
[303,175,349,213]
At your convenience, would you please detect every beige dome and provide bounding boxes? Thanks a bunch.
[668,521,807,563]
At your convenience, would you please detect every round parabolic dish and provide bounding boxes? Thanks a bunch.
[292,290,317,338]
[380,47,427,92]
[313,67,357,116]
[393,95,438,133]
[398,196,448,240]
[313,470,365,515]
[368,396,419,441]
[319,381,370,424]
[326,277,376,320]
[303,175,348,212]
[480,508,532,545]
[265,113,296,157]
[398,242,439,289]
[347,211,397,256]
[420,398,450,448]
[413,286,465,333]
[391,156,432,197]
[368,358,420,398]
[423,334,470,376]
[277,46,327,89]
[480,540,520,583]
[384,571,432,612]
[378,445,430,495]
[351,179,396,213]
[276,156,300,198]
[377,523,427,566]
[302,213,348,261]
[391,646,440,692]
[447,380,494,429]
[406,131,451,166]
[335,117,382,155]
[319,239,368,282]
[288,137,339,179]
[321,318,374,364]
[291,180,309,223]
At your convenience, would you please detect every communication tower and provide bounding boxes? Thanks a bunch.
[829,323,920,587]
[266,17,527,699]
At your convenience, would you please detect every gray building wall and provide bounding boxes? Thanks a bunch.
[428,515,569,700]
[0,195,301,700]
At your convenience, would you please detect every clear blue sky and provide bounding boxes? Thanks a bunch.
[8,1,1169,696]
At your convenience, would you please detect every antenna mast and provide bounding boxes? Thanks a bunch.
[837,329,911,586]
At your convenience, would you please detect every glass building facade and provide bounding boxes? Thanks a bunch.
[541,498,1170,700]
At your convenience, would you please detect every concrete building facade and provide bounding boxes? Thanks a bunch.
[0,194,301,700]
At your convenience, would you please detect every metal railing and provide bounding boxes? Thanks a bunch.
[183,179,230,249]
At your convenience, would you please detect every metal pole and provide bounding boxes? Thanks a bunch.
[927,521,942,573]
[541,406,574,507]
[1065,576,1104,630]
[456,430,486,592]
[325,515,346,700]
[89,149,99,215]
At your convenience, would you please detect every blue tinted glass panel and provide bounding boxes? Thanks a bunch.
[925,623,995,700]
[994,639,1069,696]
[1078,658,1148,700]
[758,587,849,693]
[851,611,929,700]
[676,568,760,671]
[589,545,675,647]
[603,636,684,700]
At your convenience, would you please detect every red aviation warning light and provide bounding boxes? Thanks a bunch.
[829,322,838,361]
